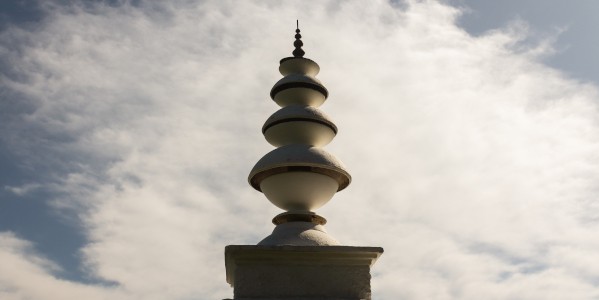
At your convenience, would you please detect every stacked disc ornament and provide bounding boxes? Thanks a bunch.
[249,24,351,246]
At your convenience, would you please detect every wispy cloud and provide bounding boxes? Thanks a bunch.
[4,184,41,196]
[1,0,598,299]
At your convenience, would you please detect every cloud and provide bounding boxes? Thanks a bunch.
[4,183,41,196]
[1,0,598,299]
[0,232,122,299]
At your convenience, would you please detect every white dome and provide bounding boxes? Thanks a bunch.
[260,172,339,211]
[279,57,320,76]
[270,74,328,107]
[248,144,351,192]
[258,221,340,246]
[263,105,337,147]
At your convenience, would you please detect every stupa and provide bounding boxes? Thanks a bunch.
[224,22,383,300]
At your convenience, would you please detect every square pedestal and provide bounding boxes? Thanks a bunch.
[225,245,383,300]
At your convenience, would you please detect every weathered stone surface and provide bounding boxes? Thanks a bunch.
[225,245,383,300]
[258,221,340,246]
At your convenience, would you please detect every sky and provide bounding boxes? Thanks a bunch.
[1,0,598,299]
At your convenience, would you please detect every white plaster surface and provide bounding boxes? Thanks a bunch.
[248,144,351,191]
[273,87,327,107]
[260,172,338,212]
[279,57,320,76]
[264,121,336,147]
[258,221,340,246]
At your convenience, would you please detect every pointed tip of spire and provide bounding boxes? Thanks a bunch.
[292,20,305,58]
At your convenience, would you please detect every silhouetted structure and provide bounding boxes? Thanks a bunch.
[224,23,383,300]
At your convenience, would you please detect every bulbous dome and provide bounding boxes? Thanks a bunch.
[270,74,328,107]
[248,144,351,192]
[279,57,320,76]
[258,222,340,246]
[263,105,337,147]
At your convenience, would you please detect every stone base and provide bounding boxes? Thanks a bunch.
[224,245,383,300]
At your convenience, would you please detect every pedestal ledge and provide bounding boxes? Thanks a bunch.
[225,245,383,300]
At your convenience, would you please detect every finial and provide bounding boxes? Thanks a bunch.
[292,20,305,58]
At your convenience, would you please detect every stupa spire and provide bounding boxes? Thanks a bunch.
[248,22,349,245]
[292,20,305,57]
[224,24,383,300]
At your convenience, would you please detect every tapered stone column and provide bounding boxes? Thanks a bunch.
[225,22,383,300]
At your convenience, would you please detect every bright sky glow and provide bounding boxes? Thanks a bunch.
[1,1,599,299]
